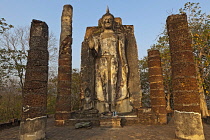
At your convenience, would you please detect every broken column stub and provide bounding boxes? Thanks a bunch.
[167,14,204,140]
[20,20,49,140]
[55,4,73,126]
[174,110,205,140]
[148,50,167,124]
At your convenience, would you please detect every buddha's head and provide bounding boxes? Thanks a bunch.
[101,7,114,30]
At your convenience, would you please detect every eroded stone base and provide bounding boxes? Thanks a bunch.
[19,116,47,140]
[65,118,100,126]
[100,117,121,128]
[137,108,158,125]
[174,110,205,140]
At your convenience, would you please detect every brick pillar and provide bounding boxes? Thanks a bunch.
[148,50,167,124]
[19,20,49,140]
[167,14,200,112]
[55,5,73,126]
[167,14,204,140]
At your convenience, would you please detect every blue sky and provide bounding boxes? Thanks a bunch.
[1,0,210,69]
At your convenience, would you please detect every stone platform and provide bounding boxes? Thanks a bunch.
[1,117,210,140]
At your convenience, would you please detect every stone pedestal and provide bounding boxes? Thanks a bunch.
[19,117,47,140]
[137,108,158,125]
[100,117,121,128]
[174,110,205,140]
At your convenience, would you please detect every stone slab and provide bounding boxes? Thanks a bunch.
[100,117,121,128]
[174,110,205,140]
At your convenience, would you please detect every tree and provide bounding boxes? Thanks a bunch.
[71,68,81,110]
[139,57,150,107]
[0,18,13,34]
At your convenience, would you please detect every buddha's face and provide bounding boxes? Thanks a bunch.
[102,15,114,29]
[85,90,90,97]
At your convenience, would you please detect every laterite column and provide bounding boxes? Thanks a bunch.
[148,50,167,124]
[20,20,49,140]
[55,5,73,126]
[167,14,204,140]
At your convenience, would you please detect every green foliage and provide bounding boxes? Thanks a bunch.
[0,27,29,89]
[71,68,81,110]
[47,76,57,115]
[0,80,22,123]
[139,57,150,107]
[0,18,13,34]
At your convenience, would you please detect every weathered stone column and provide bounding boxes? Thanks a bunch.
[55,4,73,126]
[19,20,49,140]
[167,14,204,140]
[148,50,167,124]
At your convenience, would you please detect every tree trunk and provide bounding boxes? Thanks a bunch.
[196,63,209,118]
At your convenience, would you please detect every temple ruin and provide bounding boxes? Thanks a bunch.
[17,4,210,140]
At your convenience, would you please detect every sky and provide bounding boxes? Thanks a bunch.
[1,0,210,69]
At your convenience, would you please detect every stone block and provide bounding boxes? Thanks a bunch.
[151,97,166,106]
[148,76,163,83]
[58,66,71,74]
[174,110,205,140]
[100,117,121,128]
[58,73,71,81]
[152,106,167,114]
[29,37,48,49]
[148,68,162,77]
[57,88,71,95]
[58,81,71,89]
[174,91,200,105]
[23,94,47,107]
[174,105,200,113]
[149,90,166,98]
[148,60,161,68]
[149,82,164,90]
[24,80,47,89]
[172,78,198,91]
[27,50,48,61]
[158,114,167,124]
[59,59,71,66]
[172,63,197,77]
[171,51,194,63]
[55,113,71,121]
[55,95,71,111]
[19,116,47,140]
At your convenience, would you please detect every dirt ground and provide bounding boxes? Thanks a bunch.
[0,117,210,140]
